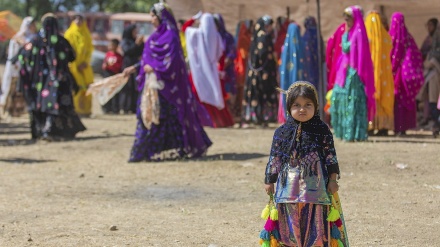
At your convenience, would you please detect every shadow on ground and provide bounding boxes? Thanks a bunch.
[0,158,56,164]
[196,152,267,161]
[369,134,440,144]
[0,122,30,135]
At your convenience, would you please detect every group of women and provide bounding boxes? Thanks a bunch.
[125,5,322,161]
[180,12,321,128]
[0,13,90,141]
[326,5,440,141]
[2,3,439,162]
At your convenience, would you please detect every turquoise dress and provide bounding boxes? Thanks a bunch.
[330,33,368,141]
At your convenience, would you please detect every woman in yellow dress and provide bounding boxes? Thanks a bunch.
[365,11,395,136]
[64,14,94,116]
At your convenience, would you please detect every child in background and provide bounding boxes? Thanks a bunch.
[102,39,123,114]
[264,81,348,246]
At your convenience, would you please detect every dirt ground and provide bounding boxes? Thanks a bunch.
[1,70,440,246]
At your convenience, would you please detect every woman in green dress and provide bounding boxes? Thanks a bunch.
[330,6,376,141]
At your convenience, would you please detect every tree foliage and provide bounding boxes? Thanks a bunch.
[0,0,158,19]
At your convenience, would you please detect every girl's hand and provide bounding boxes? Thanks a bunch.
[144,64,153,73]
[264,183,274,195]
[327,180,339,195]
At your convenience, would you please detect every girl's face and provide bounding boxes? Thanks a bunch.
[150,11,160,28]
[290,96,315,122]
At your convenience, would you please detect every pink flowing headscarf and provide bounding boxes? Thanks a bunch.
[334,6,376,121]
[325,23,345,91]
[389,12,424,110]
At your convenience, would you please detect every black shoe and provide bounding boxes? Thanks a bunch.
[376,129,389,136]
[41,133,53,142]
[395,131,406,137]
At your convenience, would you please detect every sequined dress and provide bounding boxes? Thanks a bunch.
[265,115,347,246]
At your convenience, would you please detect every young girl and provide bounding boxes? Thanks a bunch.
[264,81,348,247]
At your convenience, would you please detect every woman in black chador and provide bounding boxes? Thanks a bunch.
[241,15,278,127]
[18,15,85,141]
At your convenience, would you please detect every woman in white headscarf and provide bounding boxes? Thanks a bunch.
[186,13,234,128]
[0,17,37,117]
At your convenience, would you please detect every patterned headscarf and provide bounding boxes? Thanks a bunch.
[266,81,336,184]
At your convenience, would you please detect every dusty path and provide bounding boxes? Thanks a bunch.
[1,112,439,246]
[1,66,439,246]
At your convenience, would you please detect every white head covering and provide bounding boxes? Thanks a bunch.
[1,16,36,105]
[185,13,225,109]
[13,16,35,43]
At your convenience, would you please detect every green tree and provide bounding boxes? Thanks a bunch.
[75,0,157,13]
[1,0,57,20]
[1,0,158,19]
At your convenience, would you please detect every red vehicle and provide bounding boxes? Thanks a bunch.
[55,11,154,74]
[56,11,111,52]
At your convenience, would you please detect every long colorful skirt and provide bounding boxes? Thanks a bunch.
[394,98,417,133]
[330,67,368,141]
[129,94,212,162]
[203,103,234,128]
[278,202,348,247]
[1,77,26,117]
[30,109,86,140]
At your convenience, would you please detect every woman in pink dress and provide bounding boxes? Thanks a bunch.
[389,12,424,135]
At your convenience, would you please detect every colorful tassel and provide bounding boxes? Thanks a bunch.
[270,205,278,221]
[330,238,339,247]
[327,206,341,222]
[270,236,278,247]
[264,218,276,231]
[331,225,341,239]
[261,240,270,247]
[259,229,271,240]
[335,218,343,228]
[337,239,344,247]
[259,239,264,245]
[272,229,281,240]
[261,205,270,220]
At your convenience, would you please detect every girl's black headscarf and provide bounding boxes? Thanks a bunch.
[265,81,339,184]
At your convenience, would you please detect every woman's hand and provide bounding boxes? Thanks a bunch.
[264,183,274,195]
[135,36,144,45]
[77,62,88,72]
[424,59,434,69]
[327,180,339,195]
[219,71,226,80]
[192,10,203,20]
[123,66,136,77]
[143,64,153,73]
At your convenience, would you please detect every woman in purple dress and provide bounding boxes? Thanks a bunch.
[127,3,212,162]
